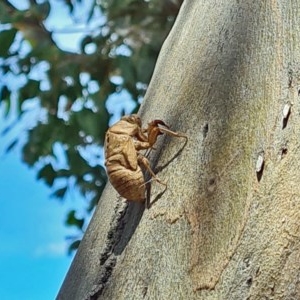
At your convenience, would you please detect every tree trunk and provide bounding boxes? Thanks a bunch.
[57,1,300,299]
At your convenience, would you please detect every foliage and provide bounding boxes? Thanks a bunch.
[0,0,182,251]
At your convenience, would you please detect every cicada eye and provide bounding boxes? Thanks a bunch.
[128,114,141,126]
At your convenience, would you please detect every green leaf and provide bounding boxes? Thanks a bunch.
[37,163,56,187]
[0,85,10,101]
[65,210,84,230]
[0,28,17,57]
[19,79,40,100]
[0,86,11,118]
[67,239,81,255]
[51,186,68,199]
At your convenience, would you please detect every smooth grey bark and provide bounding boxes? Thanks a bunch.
[58,1,300,299]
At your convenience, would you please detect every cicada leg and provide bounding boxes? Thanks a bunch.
[137,154,167,187]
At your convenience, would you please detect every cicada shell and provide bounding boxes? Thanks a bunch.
[104,114,187,201]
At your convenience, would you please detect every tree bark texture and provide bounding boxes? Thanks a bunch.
[58,1,300,299]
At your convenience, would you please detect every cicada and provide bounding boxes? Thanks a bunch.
[104,114,187,201]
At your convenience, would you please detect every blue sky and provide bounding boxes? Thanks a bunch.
[0,144,76,299]
[0,1,96,299]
